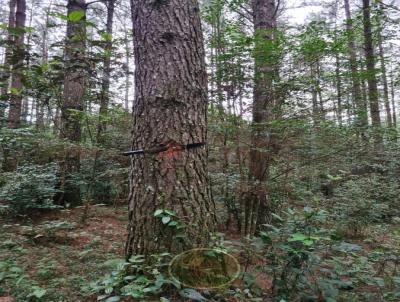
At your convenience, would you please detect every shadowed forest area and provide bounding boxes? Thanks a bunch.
[1,0,400,301]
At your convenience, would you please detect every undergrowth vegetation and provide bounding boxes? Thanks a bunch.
[1,109,400,301]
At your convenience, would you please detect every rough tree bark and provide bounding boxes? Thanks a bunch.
[97,0,115,143]
[0,0,16,126]
[7,0,26,129]
[58,0,86,206]
[362,0,382,145]
[344,0,367,128]
[242,0,276,237]
[125,0,215,258]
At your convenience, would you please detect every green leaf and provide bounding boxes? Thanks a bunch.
[179,288,207,301]
[68,10,85,22]
[48,12,68,21]
[259,231,272,244]
[164,210,176,216]
[128,255,145,263]
[160,298,170,302]
[97,294,109,300]
[100,32,113,40]
[136,275,150,284]
[10,87,20,95]
[154,209,164,217]
[30,287,47,298]
[104,297,120,302]
[162,216,171,225]
[288,233,308,242]
[288,233,315,246]
[9,266,22,273]
[271,213,284,222]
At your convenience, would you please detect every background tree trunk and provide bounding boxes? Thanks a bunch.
[21,1,34,123]
[344,0,367,128]
[390,69,397,127]
[377,23,392,127]
[97,0,115,143]
[0,0,17,127]
[123,23,130,112]
[7,0,26,129]
[125,0,215,258]
[58,0,86,206]
[36,3,51,131]
[362,0,382,146]
[243,0,276,237]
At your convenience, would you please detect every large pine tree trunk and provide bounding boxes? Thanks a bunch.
[362,0,382,145]
[0,0,16,127]
[7,0,26,129]
[125,0,215,258]
[344,0,367,128]
[242,0,276,237]
[58,0,86,206]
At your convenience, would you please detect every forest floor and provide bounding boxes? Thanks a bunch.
[0,205,128,302]
[1,205,400,301]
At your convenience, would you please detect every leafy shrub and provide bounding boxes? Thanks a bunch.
[80,153,129,205]
[0,163,60,215]
[332,175,400,237]
[86,253,181,301]
[258,207,335,301]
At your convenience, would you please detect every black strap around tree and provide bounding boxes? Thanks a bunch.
[122,141,206,156]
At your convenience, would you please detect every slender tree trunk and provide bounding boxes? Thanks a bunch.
[316,58,325,120]
[123,25,130,112]
[36,5,51,130]
[0,0,17,127]
[21,0,33,123]
[97,0,115,143]
[335,52,342,126]
[344,0,367,128]
[7,0,26,129]
[390,69,397,127]
[332,0,342,126]
[310,64,319,124]
[360,62,369,124]
[1,0,16,172]
[54,105,61,134]
[377,24,392,127]
[243,0,276,237]
[215,6,225,115]
[125,0,215,258]
[58,0,86,206]
[363,0,382,146]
